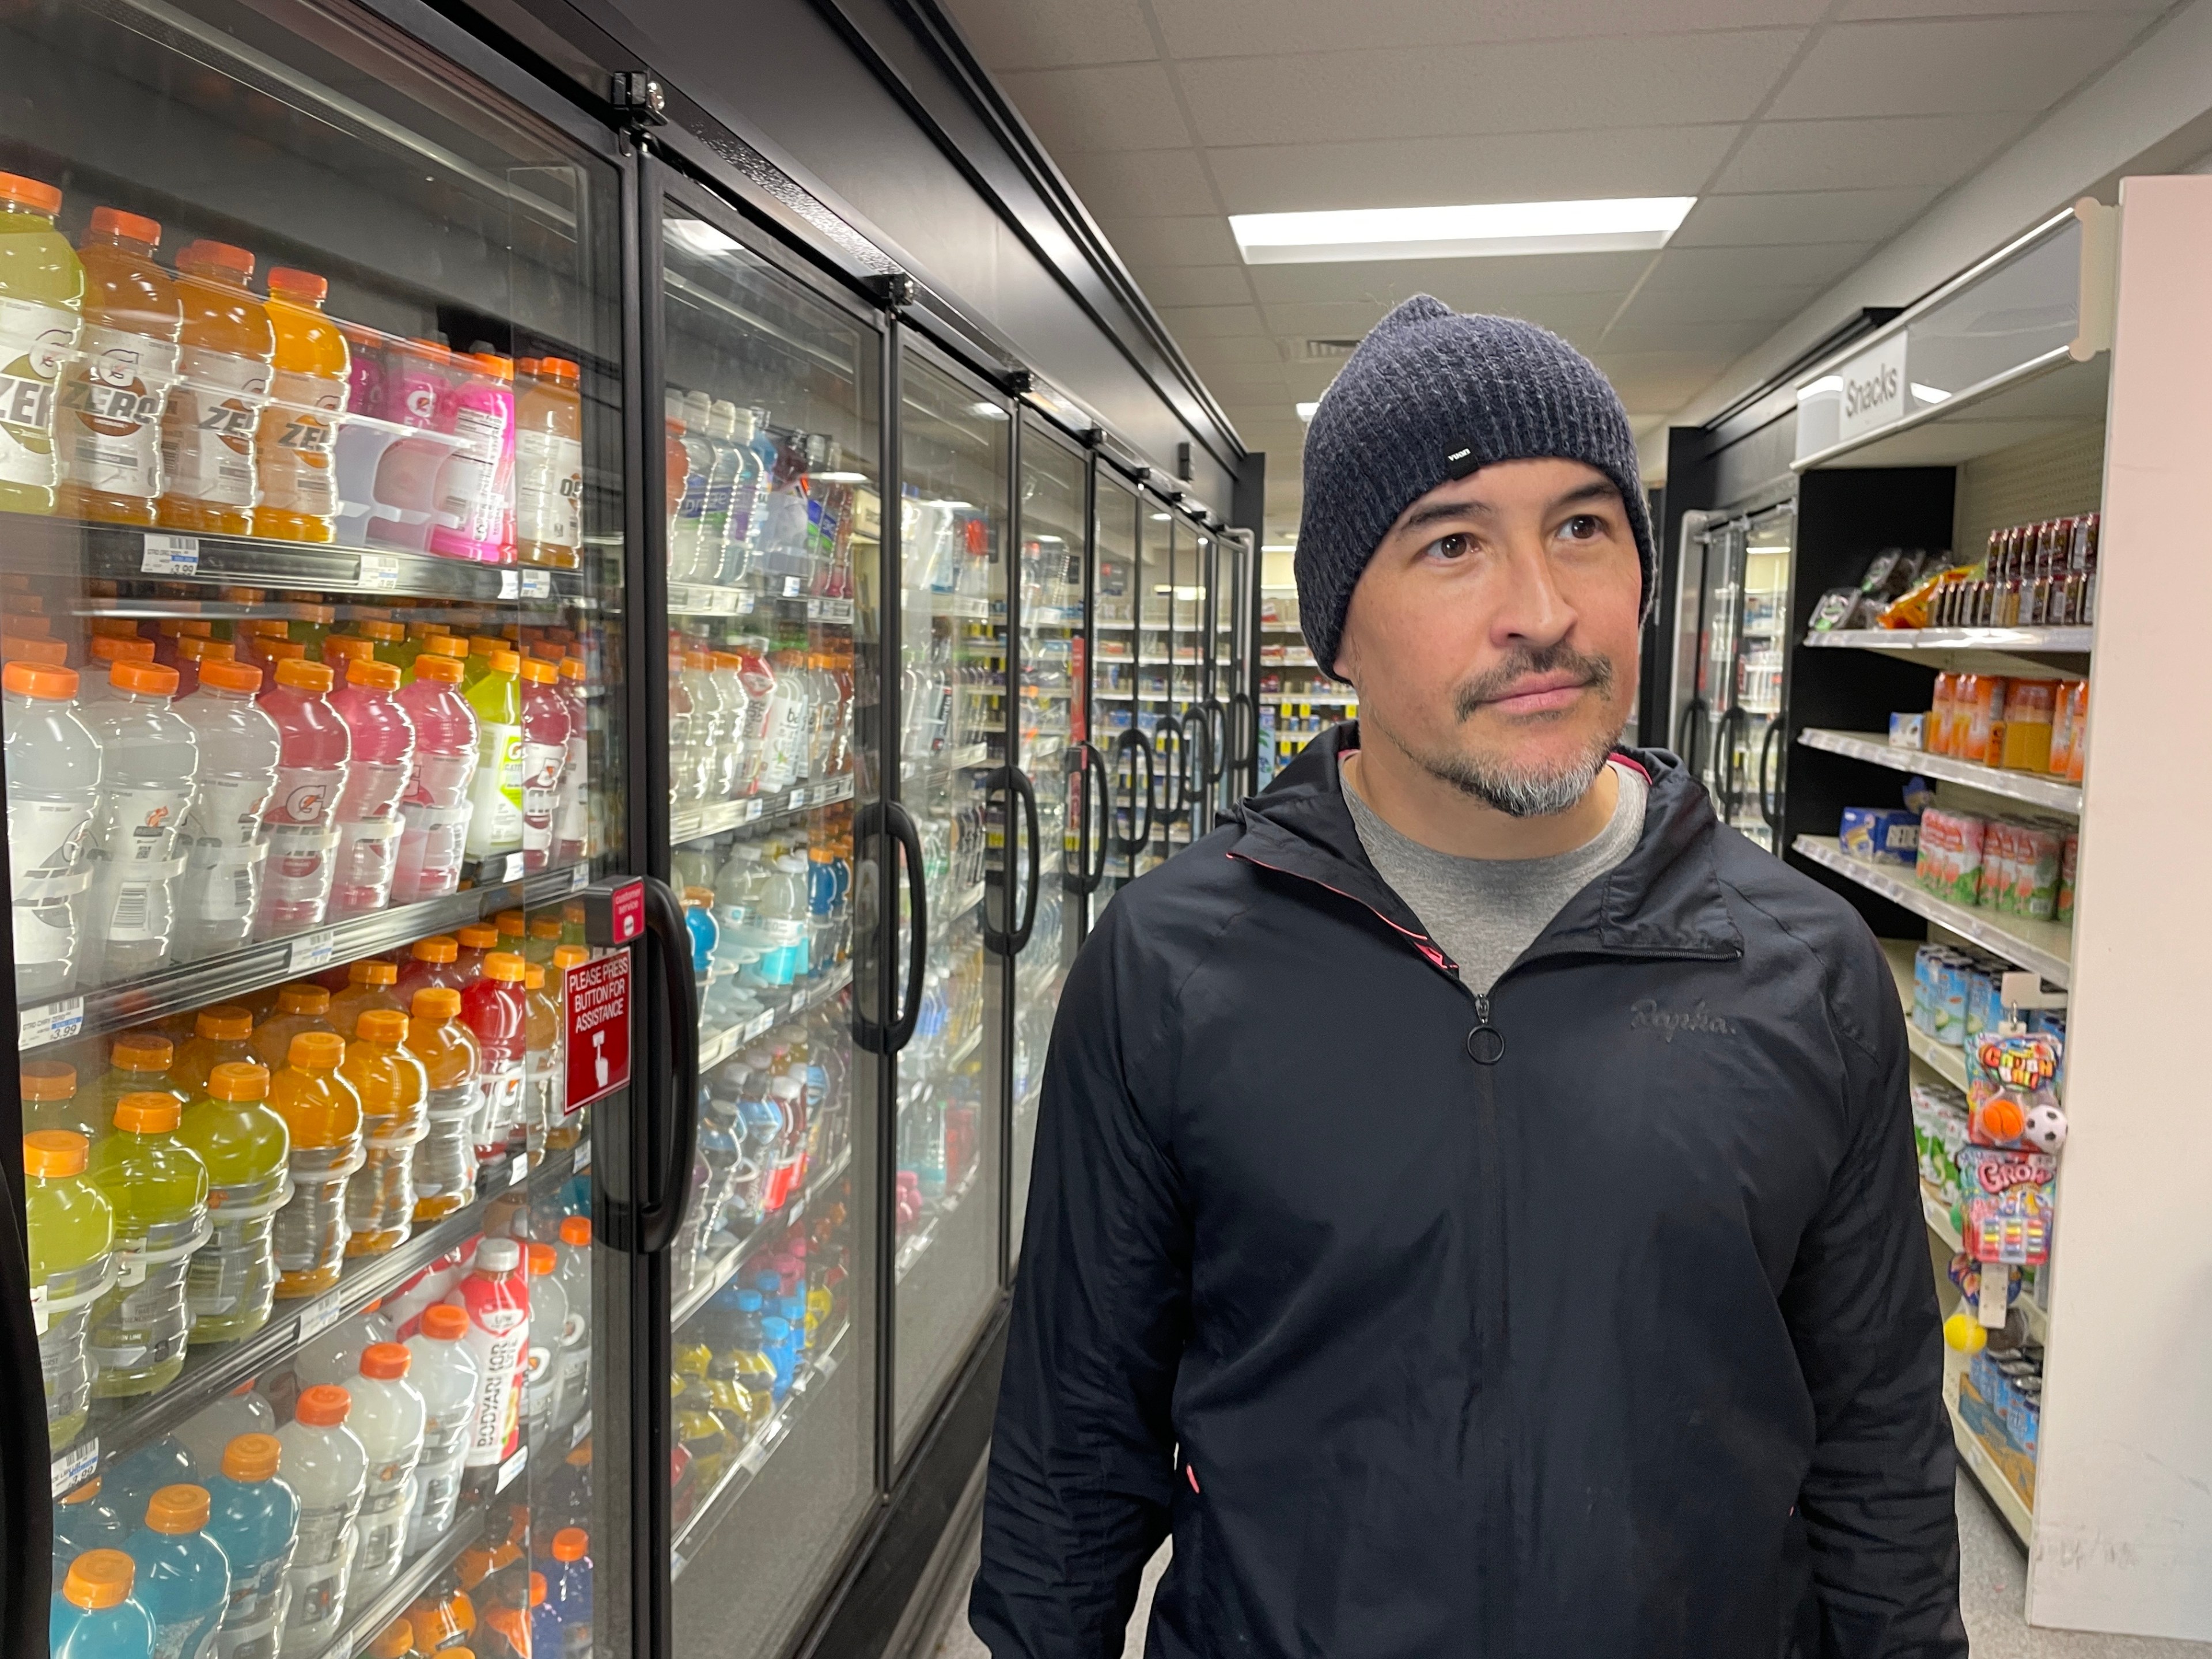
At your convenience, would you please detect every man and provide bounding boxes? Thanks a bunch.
[971,296,1963,1658]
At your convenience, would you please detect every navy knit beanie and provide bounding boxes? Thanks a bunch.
[1294,296,1654,677]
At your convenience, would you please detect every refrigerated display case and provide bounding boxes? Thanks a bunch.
[1091,469,1146,911]
[1672,502,1794,850]
[3,1,633,1654]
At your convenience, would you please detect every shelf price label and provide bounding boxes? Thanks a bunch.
[289,929,338,972]
[52,1437,98,1498]
[357,553,402,592]
[564,950,631,1115]
[520,569,552,599]
[142,533,199,575]
[497,1445,528,1491]
[20,997,84,1050]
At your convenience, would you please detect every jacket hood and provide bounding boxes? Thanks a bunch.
[1226,721,1742,974]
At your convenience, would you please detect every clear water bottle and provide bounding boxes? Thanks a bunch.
[5,661,101,999]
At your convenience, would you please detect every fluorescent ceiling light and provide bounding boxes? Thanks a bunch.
[971,402,1009,419]
[1296,402,1320,421]
[1911,383,1952,404]
[1149,513,1172,521]
[1230,196,1695,265]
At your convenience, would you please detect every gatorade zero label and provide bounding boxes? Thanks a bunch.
[259,368,341,514]
[0,296,80,488]
[58,325,180,500]
[162,346,270,506]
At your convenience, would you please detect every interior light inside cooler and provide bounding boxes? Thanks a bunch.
[1230,196,1695,264]
[971,402,1010,419]
[1149,513,1172,521]
[815,471,869,482]
[666,219,743,258]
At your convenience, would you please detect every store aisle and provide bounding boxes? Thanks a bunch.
[915,1479,2211,1657]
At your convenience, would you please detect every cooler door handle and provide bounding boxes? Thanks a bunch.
[1074,741,1109,896]
[632,874,699,1256]
[1759,718,1786,838]
[1009,766,1041,952]
[886,800,928,1054]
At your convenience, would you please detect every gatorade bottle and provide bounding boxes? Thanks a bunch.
[296,1306,393,1391]
[547,946,590,1154]
[123,1484,230,1659]
[173,656,282,962]
[0,172,84,516]
[82,1095,207,1396]
[157,242,273,535]
[55,208,179,525]
[406,1584,476,1656]
[552,658,589,868]
[5,660,101,997]
[717,1289,779,1444]
[349,1343,427,1599]
[521,961,561,1160]
[329,656,415,914]
[286,604,338,666]
[25,1130,114,1448]
[514,358,582,569]
[79,658,199,984]
[173,1007,255,1097]
[204,1433,300,1659]
[366,1619,414,1659]
[449,1237,529,1471]
[252,983,337,1070]
[177,1060,289,1344]
[522,914,562,968]
[330,957,404,1038]
[274,1384,367,1654]
[552,1217,592,1431]
[269,1031,363,1298]
[391,650,478,900]
[462,953,528,1164]
[49,1550,155,1659]
[256,659,350,936]
[252,268,348,543]
[462,650,523,862]
[404,1302,480,1551]
[517,657,570,873]
[452,922,499,990]
[521,1241,568,1441]
[54,1478,132,1579]
[80,635,156,708]
[354,618,407,670]
[396,934,463,1005]
[100,1031,187,1123]
[408,987,480,1222]
[543,1528,592,1656]
[341,1008,427,1255]
[427,354,514,564]
[174,1385,275,1474]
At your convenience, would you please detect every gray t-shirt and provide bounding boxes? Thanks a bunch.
[1342,758,1649,994]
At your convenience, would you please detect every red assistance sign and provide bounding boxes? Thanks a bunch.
[563,949,632,1115]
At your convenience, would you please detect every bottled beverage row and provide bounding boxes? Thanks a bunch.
[899,626,998,765]
[5,601,593,1002]
[26,909,599,1450]
[896,1057,982,1253]
[666,624,854,811]
[674,812,855,1036]
[663,386,862,597]
[0,172,588,567]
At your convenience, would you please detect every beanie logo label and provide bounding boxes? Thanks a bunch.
[1444,445,1479,479]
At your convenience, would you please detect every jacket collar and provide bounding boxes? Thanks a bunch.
[1226,721,1743,976]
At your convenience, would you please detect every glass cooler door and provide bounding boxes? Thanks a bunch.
[1133,496,1174,877]
[1090,469,1142,915]
[653,185,881,1659]
[2,1,632,1653]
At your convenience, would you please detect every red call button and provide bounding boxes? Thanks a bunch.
[564,949,632,1114]
[581,878,646,947]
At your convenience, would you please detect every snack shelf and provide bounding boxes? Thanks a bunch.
[55,1137,583,1493]
[17,859,597,1052]
[895,1164,979,1283]
[672,1144,853,1331]
[1950,1393,2035,1547]
[1800,626,2092,677]
[669,1319,851,1575]
[315,1500,486,1659]
[1798,729,2082,815]
[1792,836,2071,987]
[696,962,853,1074]
[672,774,856,847]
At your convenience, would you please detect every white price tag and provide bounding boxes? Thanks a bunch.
[570,1410,592,1449]
[289,929,338,972]
[357,553,402,592]
[520,569,552,599]
[503,851,527,883]
[142,533,200,575]
[573,1138,591,1172]
[497,1445,528,1491]
[296,1294,346,1343]
[52,1437,98,1498]
[499,569,520,599]
[570,864,589,893]
[20,997,84,1050]
[507,1154,528,1187]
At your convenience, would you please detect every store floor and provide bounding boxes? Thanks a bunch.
[915,1476,2210,1657]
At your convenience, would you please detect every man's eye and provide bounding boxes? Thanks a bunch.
[1425,533,1469,560]
[1560,514,1604,541]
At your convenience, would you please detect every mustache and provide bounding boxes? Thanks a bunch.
[1453,642,1615,720]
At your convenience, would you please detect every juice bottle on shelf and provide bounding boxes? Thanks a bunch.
[268,1031,364,1298]
[157,241,273,536]
[0,172,85,517]
[5,660,101,998]
[274,1383,368,1655]
[518,657,570,873]
[329,656,416,914]
[342,1008,428,1255]
[173,1007,256,1097]
[404,1301,480,1551]
[427,354,515,563]
[85,1094,210,1396]
[48,1550,154,1659]
[452,922,499,989]
[553,657,589,867]
[349,1342,427,1600]
[252,982,337,1070]
[204,1433,300,1659]
[252,269,349,544]
[408,987,481,1222]
[524,914,563,968]
[25,1129,114,1449]
[100,1031,187,1124]
[552,1215,592,1428]
[521,1241,568,1441]
[330,957,404,1037]
[463,651,524,862]
[80,658,199,984]
[256,658,350,937]
[463,953,529,1163]
[286,603,338,664]
[392,651,478,900]
[449,1237,530,1472]
[123,1483,230,1659]
[514,357,583,569]
[54,1478,132,1578]
[55,209,180,525]
[172,657,282,963]
[544,1528,592,1654]
[354,617,407,665]
[522,961,561,1159]
[396,934,462,1003]
[175,1383,276,1473]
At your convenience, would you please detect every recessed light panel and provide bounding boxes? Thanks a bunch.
[1230,197,1696,265]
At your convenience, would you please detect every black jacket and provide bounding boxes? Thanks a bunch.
[971,727,1963,1659]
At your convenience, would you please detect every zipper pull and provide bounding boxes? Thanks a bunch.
[1465,994,1504,1065]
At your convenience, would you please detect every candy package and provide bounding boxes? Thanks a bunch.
[1956,1144,2057,1266]
[1967,1030,2065,1149]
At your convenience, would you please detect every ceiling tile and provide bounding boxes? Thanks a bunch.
[997,62,1194,154]
[1593,320,1777,357]
[1151,0,1823,57]
[1589,350,1736,407]
[1156,304,1272,341]
[1134,264,1258,307]
[1055,149,1220,219]
[1176,32,1805,147]
[1836,0,2161,17]
[1203,125,1741,215]
[1714,112,2029,192]
[1670,188,1937,247]
[1766,14,2150,119]
[1611,283,1823,326]
[1637,241,1871,292]
[938,0,1156,71]
[1095,214,1244,266]
[1179,335,1288,366]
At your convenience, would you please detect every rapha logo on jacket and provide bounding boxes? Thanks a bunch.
[1629,997,1735,1041]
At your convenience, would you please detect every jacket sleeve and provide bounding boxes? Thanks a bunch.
[969,900,1191,1659]
[1782,929,1967,1658]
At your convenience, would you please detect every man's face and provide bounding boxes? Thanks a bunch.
[1334,456,1642,817]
